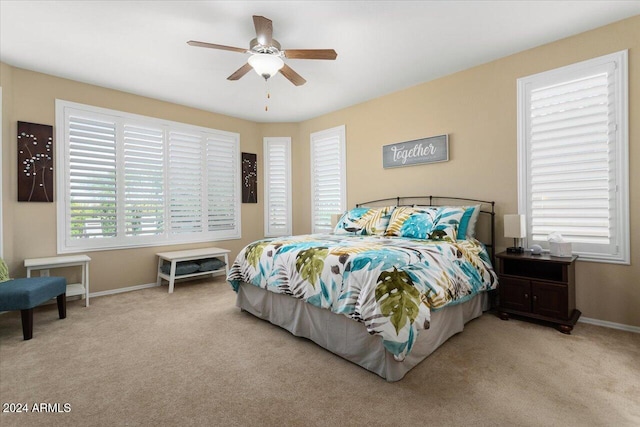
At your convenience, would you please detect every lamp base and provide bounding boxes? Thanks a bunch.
[506,246,524,254]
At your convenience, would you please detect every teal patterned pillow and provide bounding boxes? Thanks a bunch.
[386,207,438,238]
[386,207,413,237]
[414,205,480,240]
[400,209,438,239]
[363,206,395,235]
[334,206,395,235]
[457,205,481,239]
[429,207,467,241]
[334,207,371,235]
[426,223,458,241]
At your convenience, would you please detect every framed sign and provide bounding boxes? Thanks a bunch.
[382,134,448,168]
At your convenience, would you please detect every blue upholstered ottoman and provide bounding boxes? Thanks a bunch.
[0,277,67,340]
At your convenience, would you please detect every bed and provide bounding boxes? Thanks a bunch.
[227,196,498,381]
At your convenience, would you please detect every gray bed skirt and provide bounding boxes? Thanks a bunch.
[236,282,490,381]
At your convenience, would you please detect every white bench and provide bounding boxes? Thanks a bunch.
[156,247,230,293]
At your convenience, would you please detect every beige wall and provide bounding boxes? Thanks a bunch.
[1,15,638,326]
[0,67,265,292]
[1,63,15,263]
[294,15,639,327]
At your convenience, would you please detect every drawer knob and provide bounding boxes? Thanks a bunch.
[524,293,529,299]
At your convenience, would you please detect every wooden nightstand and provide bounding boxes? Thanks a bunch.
[496,251,581,334]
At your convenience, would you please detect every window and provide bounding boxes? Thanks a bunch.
[310,125,346,233]
[517,50,629,264]
[56,100,241,253]
[264,137,292,237]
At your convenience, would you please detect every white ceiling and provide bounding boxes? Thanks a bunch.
[1,1,639,123]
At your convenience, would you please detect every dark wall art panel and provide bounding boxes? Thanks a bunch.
[18,121,54,202]
[242,152,257,204]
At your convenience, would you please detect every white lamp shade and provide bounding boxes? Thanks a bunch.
[248,54,284,79]
[504,214,526,238]
[330,213,343,228]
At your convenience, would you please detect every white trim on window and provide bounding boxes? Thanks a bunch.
[264,137,292,237]
[310,125,346,234]
[517,50,629,264]
[55,99,241,253]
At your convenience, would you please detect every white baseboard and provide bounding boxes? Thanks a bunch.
[4,285,639,335]
[579,316,640,333]
[89,275,226,298]
[89,282,160,298]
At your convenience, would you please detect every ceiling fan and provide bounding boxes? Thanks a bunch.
[187,15,337,86]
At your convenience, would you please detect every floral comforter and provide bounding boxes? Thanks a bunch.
[227,234,498,361]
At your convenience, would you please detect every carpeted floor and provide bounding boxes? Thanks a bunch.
[1,278,638,427]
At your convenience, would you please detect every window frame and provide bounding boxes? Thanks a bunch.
[263,136,292,237]
[55,99,241,254]
[517,50,629,264]
[310,125,347,234]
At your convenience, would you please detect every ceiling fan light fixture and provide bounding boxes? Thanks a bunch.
[248,53,284,80]
[188,15,335,86]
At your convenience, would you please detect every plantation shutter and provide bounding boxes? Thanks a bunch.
[519,50,629,263]
[206,135,239,233]
[311,126,346,233]
[168,131,203,234]
[264,137,291,237]
[57,100,241,253]
[123,124,164,237]
[67,113,117,241]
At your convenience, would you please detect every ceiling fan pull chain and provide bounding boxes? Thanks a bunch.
[265,79,271,111]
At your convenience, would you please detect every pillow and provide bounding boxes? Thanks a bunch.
[414,204,481,239]
[0,258,9,283]
[385,207,438,239]
[334,206,395,235]
[198,258,226,272]
[363,206,395,235]
[160,261,200,275]
[334,207,370,235]
[426,222,458,241]
[457,205,481,239]
[430,206,467,242]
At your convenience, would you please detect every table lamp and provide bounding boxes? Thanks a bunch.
[330,213,343,229]
[504,214,526,254]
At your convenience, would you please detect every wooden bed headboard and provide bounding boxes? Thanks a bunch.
[355,196,496,266]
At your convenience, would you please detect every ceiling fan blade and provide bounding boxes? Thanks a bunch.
[227,63,253,81]
[284,49,337,60]
[187,40,248,54]
[253,15,273,46]
[280,64,306,86]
